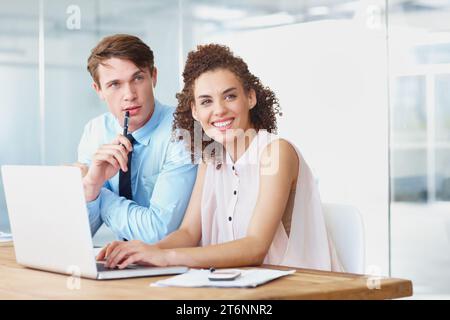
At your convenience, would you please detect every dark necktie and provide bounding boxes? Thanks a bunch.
[119,134,136,200]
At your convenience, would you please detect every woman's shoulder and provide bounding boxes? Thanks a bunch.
[259,134,300,177]
[258,131,299,161]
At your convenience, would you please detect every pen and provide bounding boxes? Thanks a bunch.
[123,110,130,137]
[119,110,130,165]
[121,110,130,243]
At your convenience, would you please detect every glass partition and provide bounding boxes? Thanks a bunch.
[388,0,450,297]
[0,0,40,231]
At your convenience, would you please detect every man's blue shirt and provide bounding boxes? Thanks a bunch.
[78,100,197,243]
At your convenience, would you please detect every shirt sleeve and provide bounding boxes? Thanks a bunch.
[99,139,197,243]
[77,121,94,166]
[77,119,109,236]
[86,195,103,236]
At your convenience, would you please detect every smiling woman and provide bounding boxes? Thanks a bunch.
[97,44,343,273]
[192,68,257,149]
[174,44,280,163]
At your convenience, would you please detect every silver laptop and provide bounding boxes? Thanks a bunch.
[1,165,188,280]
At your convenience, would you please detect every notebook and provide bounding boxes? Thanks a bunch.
[151,268,296,288]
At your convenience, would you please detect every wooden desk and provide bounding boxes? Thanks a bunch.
[0,243,412,300]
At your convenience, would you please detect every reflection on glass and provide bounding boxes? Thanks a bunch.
[392,149,427,202]
[183,0,358,32]
[435,74,450,201]
[436,148,450,201]
[389,0,450,297]
[44,0,102,165]
[391,76,427,202]
[43,0,181,165]
[435,74,450,142]
[0,0,40,231]
[392,76,426,144]
[415,43,450,65]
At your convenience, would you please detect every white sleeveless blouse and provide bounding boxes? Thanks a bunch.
[200,130,343,272]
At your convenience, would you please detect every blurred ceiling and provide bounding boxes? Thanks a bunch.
[2,0,450,36]
[1,0,450,56]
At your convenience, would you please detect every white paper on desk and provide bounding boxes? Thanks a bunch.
[0,231,13,243]
[151,268,296,288]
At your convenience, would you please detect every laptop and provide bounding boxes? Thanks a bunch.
[1,165,188,280]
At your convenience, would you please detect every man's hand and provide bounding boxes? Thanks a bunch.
[83,134,133,202]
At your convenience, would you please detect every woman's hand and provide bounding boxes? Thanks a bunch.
[96,240,171,269]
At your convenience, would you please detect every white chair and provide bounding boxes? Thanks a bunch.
[322,203,365,274]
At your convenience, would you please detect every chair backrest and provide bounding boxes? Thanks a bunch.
[322,203,365,274]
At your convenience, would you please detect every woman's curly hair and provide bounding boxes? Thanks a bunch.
[173,44,281,163]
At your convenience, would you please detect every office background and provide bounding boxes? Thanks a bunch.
[0,0,449,298]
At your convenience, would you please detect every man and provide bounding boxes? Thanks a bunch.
[78,34,197,243]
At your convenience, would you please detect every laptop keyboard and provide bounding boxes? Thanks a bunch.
[96,262,140,272]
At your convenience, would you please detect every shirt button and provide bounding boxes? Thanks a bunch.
[233,190,237,195]
[232,166,235,171]
[228,217,232,221]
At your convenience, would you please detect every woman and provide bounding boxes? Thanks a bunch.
[97,44,343,272]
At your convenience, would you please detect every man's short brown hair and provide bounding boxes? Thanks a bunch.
[87,34,154,87]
